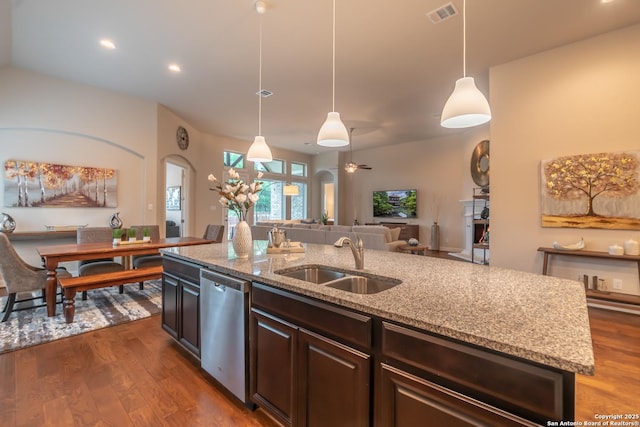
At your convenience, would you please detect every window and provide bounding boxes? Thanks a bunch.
[254,179,285,222]
[254,159,284,174]
[224,151,244,169]
[289,182,307,220]
[291,162,307,177]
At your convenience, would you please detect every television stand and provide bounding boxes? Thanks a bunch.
[367,222,419,241]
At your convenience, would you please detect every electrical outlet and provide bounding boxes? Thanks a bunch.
[612,278,623,290]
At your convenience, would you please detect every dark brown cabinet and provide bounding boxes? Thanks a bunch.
[162,257,201,358]
[298,329,370,427]
[250,283,371,427]
[376,364,538,427]
[377,321,574,425]
[251,309,297,426]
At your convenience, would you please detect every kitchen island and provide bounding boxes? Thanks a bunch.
[160,241,594,426]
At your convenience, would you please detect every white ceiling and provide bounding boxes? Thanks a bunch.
[2,0,640,154]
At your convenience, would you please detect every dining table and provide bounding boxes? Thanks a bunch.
[37,236,213,317]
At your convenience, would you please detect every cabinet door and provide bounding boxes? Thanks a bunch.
[298,329,370,427]
[250,308,298,427]
[161,273,178,339]
[179,279,200,357]
[376,364,537,427]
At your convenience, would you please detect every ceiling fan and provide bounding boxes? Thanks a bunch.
[345,128,372,173]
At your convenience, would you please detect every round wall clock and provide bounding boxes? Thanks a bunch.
[470,139,490,189]
[176,126,189,150]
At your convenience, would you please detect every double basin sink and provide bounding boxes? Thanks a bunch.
[274,265,401,294]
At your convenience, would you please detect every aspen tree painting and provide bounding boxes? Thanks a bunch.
[3,160,118,208]
[540,151,640,229]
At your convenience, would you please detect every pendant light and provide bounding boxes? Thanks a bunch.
[440,0,491,128]
[283,184,299,196]
[247,1,273,162]
[345,127,358,173]
[317,0,349,147]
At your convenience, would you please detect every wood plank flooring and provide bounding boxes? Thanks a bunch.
[1,307,638,426]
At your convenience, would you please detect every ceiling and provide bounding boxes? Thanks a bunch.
[2,0,640,155]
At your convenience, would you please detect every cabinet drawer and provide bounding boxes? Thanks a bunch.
[377,363,538,427]
[252,283,372,350]
[380,322,572,423]
[163,257,201,284]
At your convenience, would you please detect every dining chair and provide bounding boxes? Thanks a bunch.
[0,233,71,322]
[77,227,125,300]
[130,225,163,289]
[203,224,225,243]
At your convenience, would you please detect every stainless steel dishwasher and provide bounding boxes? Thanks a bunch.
[200,269,251,406]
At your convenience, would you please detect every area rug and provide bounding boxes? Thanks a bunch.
[0,279,162,355]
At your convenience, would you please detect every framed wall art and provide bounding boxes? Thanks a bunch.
[540,150,640,230]
[3,159,118,208]
[166,186,181,211]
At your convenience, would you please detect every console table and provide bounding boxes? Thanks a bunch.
[366,222,419,241]
[537,247,640,307]
[6,230,77,241]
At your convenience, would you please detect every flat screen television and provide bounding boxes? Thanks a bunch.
[373,189,417,219]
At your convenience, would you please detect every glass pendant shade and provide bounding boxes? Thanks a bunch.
[317,112,350,147]
[345,162,358,173]
[440,78,491,129]
[283,184,299,196]
[247,136,273,162]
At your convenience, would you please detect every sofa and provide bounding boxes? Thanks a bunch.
[251,222,407,252]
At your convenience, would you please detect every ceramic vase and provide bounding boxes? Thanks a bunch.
[430,222,440,251]
[1,213,16,233]
[232,220,253,258]
[109,212,123,229]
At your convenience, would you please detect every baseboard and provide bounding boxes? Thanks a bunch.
[587,298,640,316]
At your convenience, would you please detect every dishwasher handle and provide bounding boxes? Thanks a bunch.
[200,269,249,293]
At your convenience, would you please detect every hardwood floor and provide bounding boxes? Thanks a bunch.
[1,307,638,426]
[575,308,640,420]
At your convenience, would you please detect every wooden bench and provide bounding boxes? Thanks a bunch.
[58,266,163,323]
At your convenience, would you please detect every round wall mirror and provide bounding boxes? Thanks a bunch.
[470,140,490,188]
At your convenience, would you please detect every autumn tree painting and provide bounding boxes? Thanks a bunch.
[541,151,640,229]
[3,160,117,208]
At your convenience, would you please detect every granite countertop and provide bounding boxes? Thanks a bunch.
[161,241,595,375]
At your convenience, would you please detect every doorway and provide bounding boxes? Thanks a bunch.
[165,160,188,237]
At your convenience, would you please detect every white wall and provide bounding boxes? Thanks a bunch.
[491,24,640,295]
[156,104,313,238]
[0,68,312,240]
[342,127,489,251]
[0,67,158,231]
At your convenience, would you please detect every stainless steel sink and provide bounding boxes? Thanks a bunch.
[324,275,401,294]
[275,265,401,294]
[275,266,347,284]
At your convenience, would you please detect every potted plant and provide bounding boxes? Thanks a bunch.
[127,228,137,242]
[112,228,123,245]
[143,227,151,242]
[321,211,329,225]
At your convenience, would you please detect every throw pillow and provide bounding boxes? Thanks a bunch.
[390,227,401,241]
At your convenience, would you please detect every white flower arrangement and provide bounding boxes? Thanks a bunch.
[208,168,264,221]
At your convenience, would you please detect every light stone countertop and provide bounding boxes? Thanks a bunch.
[161,241,595,375]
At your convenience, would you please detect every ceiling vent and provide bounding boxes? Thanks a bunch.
[427,2,458,24]
[256,89,273,98]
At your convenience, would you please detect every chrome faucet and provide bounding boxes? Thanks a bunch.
[334,234,364,270]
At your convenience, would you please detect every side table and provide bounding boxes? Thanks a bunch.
[400,244,427,255]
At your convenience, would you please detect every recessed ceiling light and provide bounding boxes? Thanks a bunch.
[168,64,181,73]
[99,39,116,50]
[601,0,615,3]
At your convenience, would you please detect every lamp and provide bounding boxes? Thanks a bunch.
[440,0,491,128]
[284,184,299,196]
[247,1,273,162]
[345,127,357,173]
[317,0,349,147]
